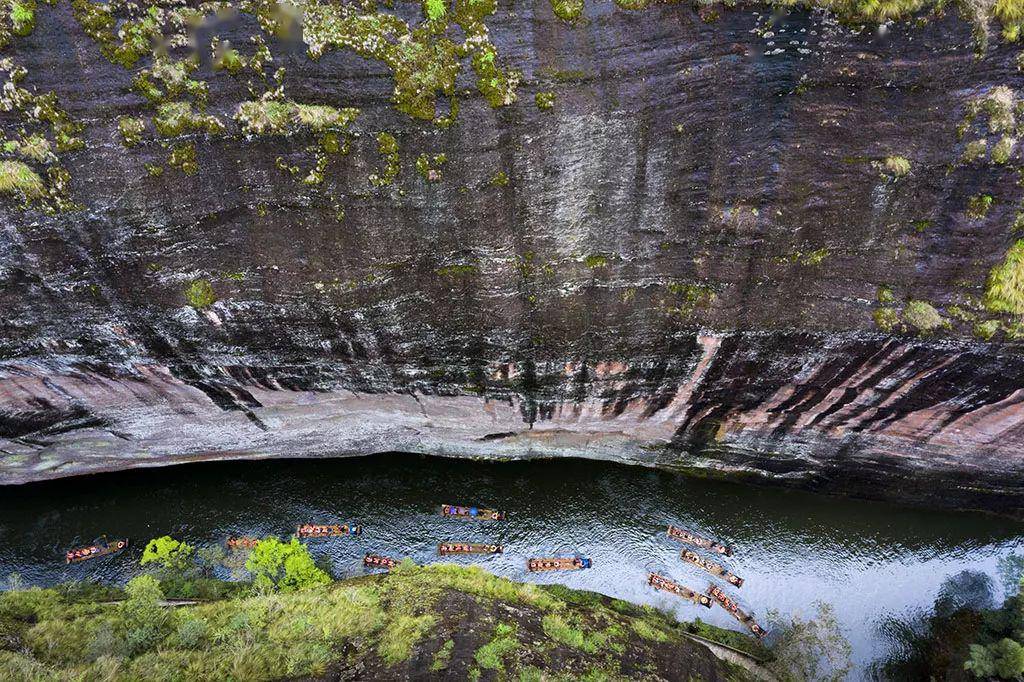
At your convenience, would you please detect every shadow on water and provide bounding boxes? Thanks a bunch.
[1,452,1022,672]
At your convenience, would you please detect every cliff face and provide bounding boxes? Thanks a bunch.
[2,0,1024,513]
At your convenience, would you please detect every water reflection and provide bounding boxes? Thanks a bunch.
[0,453,1021,673]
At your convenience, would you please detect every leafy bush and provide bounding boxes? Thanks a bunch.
[141,536,195,574]
[117,575,170,657]
[966,638,1024,678]
[245,537,330,592]
[174,616,209,649]
[424,0,446,20]
[875,571,996,679]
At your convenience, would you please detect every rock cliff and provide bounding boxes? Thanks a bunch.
[3,0,1024,514]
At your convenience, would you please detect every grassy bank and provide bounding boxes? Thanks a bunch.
[0,562,764,681]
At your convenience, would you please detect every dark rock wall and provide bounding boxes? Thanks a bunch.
[2,1,1024,514]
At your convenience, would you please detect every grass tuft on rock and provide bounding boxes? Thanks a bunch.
[0,159,44,198]
[984,240,1024,315]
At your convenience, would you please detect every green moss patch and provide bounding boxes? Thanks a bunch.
[881,155,910,177]
[235,100,359,136]
[550,0,584,20]
[303,3,463,121]
[154,101,224,138]
[967,194,994,220]
[416,152,447,182]
[904,300,945,332]
[369,132,401,186]
[168,143,198,175]
[117,117,146,147]
[184,279,216,309]
[873,307,900,332]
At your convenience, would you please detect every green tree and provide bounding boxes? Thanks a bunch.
[140,536,195,574]
[966,639,1024,679]
[767,602,852,682]
[117,575,170,656]
[245,537,330,592]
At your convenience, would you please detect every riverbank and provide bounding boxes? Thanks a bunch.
[0,563,766,681]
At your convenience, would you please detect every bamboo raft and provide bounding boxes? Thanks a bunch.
[439,542,503,555]
[526,557,591,572]
[296,524,362,538]
[647,572,712,608]
[680,549,744,588]
[441,504,506,521]
[708,585,767,638]
[226,537,259,550]
[666,525,733,556]
[364,553,398,570]
[65,538,128,564]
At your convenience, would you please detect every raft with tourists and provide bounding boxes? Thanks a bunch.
[527,557,591,572]
[666,525,733,556]
[65,537,128,564]
[647,572,713,608]
[441,504,506,521]
[708,585,767,638]
[680,548,744,587]
[439,542,503,555]
[226,536,259,550]
[296,524,362,538]
[364,553,398,570]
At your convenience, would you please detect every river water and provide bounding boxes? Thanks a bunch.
[1,453,1021,676]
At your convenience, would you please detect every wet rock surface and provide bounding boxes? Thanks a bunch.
[2,2,1024,513]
